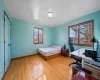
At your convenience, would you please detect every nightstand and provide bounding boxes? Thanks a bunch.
[61,48,69,57]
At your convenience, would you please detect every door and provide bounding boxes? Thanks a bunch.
[4,11,11,72]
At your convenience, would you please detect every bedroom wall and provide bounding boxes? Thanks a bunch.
[0,0,12,79]
[11,18,53,58]
[53,10,100,50]
[11,10,100,59]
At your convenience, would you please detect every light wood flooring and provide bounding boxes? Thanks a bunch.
[3,55,74,80]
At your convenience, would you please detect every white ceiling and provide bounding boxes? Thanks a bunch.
[4,0,100,27]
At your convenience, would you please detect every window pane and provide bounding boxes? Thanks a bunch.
[69,26,78,44]
[39,29,43,43]
[68,20,93,46]
[79,21,93,45]
[34,28,38,44]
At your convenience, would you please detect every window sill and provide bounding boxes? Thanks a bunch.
[73,44,93,47]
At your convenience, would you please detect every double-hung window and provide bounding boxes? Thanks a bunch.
[68,20,94,46]
[34,28,43,44]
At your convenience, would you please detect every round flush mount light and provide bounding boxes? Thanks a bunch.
[47,12,54,18]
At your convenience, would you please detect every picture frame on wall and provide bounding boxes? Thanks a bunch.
[33,27,43,44]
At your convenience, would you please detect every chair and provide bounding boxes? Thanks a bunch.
[72,71,96,80]
[68,42,82,66]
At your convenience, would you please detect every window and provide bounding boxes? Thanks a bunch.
[34,28,43,44]
[68,20,94,46]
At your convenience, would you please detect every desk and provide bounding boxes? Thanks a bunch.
[71,49,100,69]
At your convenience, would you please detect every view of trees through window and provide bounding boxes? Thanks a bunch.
[34,28,43,44]
[68,20,94,46]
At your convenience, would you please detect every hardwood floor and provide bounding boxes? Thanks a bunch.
[3,55,74,80]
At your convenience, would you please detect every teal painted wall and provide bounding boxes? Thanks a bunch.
[0,0,4,79]
[11,10,100,59]
[0,1,100,79]
[53,10,100,50]
[11,18,53,58]
[0,0,11,79]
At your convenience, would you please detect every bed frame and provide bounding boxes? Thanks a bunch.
[39,53,61,61]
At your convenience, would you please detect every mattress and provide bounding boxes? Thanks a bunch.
[38,46,61,56]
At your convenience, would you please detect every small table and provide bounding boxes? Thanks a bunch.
[61,48,69,57]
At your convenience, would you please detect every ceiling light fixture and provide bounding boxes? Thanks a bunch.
[47,12,54,18]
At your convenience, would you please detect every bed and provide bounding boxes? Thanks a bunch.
[38,46,61,60]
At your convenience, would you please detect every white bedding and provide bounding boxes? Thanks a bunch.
[38,46,61,56]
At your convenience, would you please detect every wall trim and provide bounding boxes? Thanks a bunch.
[2,61,11,80]
[11,53,38,60]
[2,53,38,79]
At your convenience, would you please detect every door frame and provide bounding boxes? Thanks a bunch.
[4,11,11,72]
